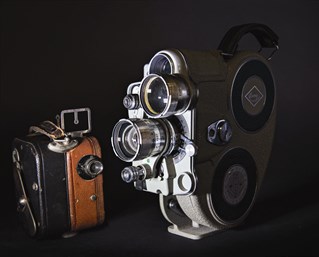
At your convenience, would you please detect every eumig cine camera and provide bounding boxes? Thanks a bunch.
[12,108,105,238]
[111,23,279,239]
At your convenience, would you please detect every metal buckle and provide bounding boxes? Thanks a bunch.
[60,108,92,138]
[258,41,279,61]
[266,42,279,61]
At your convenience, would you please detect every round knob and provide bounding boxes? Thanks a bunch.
[77,155,103,180]
[207,119,232,145]
[121,166,145,183]
[217,120,232,143]
[123,94,139,110]
[184,142,197,157]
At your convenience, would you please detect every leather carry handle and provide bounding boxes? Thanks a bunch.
[218,23,279,60]
[29,121,65,140]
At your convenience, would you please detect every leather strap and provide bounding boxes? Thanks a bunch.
[218,23,279,57]
[29,121,65,139]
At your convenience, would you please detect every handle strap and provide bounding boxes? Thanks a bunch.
[218,23,279,60]
[29,120,65,140]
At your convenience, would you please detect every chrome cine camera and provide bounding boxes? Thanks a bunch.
[111,24,279,239]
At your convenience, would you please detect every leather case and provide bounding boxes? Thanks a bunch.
[12,135,105,238]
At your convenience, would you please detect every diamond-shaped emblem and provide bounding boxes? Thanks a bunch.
[244,86,264,107]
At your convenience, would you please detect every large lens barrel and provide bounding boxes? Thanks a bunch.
[111,118,177,162]
[140,74,191,118]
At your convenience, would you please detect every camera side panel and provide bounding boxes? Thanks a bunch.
[66,136,105,232]
[175,51,276,228]
[13,136,70,238]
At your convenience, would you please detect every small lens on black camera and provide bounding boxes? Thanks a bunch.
[77,155,103,180]
[87,160,103,175]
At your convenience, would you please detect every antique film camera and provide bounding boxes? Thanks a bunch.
[111,24,279,239]
[12,108,105,238]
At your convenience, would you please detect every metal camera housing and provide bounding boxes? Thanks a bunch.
[112,24,278,239]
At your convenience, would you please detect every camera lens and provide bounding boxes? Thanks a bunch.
[161,59,171,74]
[111,118,178,162]
[140,74,191,118]
[87,160,104,175]
[149,54,172,75]
[143,76,168,115]
[121,124,139,156]
[77,155,103,180]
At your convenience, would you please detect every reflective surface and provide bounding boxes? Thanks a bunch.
[111,119,174,162]
[142,77,168,115]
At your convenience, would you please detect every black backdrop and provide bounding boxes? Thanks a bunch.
[1,0,319,256]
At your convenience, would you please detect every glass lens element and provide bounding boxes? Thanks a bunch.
[111,119,178,162]
[122,125,139,155]
[140,74,191,118]
[149,55,172,75]
[143,77,168,115]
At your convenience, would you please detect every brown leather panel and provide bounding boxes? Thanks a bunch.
[66,137,105,232]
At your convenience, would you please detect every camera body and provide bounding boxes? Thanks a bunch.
[12,108,105,238]
[112,24,279,239]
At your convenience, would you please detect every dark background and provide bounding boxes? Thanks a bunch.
[1,0,319,256]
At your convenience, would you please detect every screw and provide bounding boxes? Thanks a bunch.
[90,195,97,201]
[32,183,39,191]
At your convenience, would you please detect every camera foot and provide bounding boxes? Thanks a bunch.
[167,224,217,240]
[62,232,77,239]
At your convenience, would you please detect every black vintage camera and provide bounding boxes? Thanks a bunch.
[12,108,105,238]
[111,24,279,239]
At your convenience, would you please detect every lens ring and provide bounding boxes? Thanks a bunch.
[141,75,170,116]
[121,124,139,155]
[111,118,177,162]
[111,119,141,162]
[149,54,173,75]
[140,74,191,118]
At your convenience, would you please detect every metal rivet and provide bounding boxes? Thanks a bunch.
[32,183,39,191]
[90,195,97,201]
[17,197,27,212]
